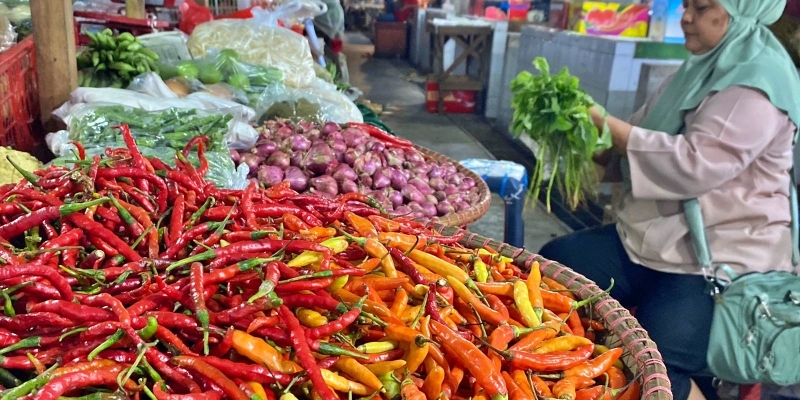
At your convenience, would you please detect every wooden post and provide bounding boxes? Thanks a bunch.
[126,0,146,20]
[31,0,77,131]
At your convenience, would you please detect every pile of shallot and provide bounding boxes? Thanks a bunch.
[231,120,482,218]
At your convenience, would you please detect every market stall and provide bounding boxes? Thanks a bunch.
[0,1,674,399]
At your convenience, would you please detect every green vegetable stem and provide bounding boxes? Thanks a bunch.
[510,57,611,212]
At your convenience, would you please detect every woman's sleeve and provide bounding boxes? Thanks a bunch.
[626,86,787,200]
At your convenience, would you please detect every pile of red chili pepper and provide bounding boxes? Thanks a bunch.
[0,125,641,400]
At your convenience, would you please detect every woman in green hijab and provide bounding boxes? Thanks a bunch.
[538,1,800,399]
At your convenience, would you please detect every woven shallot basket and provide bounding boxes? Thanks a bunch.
[439,226,674,400]
[414,145,492,227]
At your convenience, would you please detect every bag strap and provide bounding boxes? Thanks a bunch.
[684,133,800,286]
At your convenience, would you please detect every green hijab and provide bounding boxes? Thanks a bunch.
[623,0,800,190]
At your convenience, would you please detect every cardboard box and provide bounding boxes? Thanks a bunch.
[575,2,650,38]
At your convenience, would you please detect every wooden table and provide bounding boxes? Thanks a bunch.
[426,22,492,114]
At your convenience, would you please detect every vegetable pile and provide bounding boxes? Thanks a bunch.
[0,127,640,400]
[233,119,483,219]
[77,30,161,89]
[510,57,610,212]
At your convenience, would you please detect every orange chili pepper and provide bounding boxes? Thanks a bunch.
[581,318,606,332]
[390,288,409,317]
[282,213,310,232]
[362,276,411,291]
[247,382,268,400]
[542,277,575,299]
[422,363,446,400]
[447,276,507,326]
[530,375,553,398]
[565,347,624,379]
[616,380,641,400]
[401,375,427,400]
[534,336,594,354]
[420,317,449,372]
[491,269,506,281]
[449,365,466,391]
[502,371,534,400]
[603,366,627,389]
[512,370,535,400]
[299,227,337,240]
[333,289,394,319]
[475,282,515,297]
[231,330,302,374]
[358,258,382,272]
[377,290,396,303]
[509,321,560,352]
[553,377,577,400]
[567,311,586,338]
[575,386,614,400]
[379,232,428,252]
[335,356,384,391]
[345,211,379,238]
[526,261,544,321]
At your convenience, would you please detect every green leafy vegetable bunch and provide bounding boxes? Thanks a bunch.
[510,57,611,212]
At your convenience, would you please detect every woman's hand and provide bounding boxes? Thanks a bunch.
[589,106,633,154]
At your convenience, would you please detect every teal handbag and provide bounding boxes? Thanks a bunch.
[683,166,800,385]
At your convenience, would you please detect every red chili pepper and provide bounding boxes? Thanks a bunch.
[242,181,259,230]
[116,180,157,213]
[154,325,196,356]
[33,228,84,265]
[81,293,131,326]
[0,197,108,240]
[96,168,167,212]
[153,383,221,400]
[348,122,414,149]
[69,213,142,262]
[0,264,74,301]
[34,364,130,400]
[201,355,293,386]
[27,300,116,323]
[277,305,338,400]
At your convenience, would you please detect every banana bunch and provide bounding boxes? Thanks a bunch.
[77,29,160,88]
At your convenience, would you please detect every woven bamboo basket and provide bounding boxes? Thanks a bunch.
[414,145,492,227]
[437,225,673,400]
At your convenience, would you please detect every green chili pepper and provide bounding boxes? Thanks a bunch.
[137,316,158,340]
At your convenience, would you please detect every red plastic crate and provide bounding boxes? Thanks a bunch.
[0,36,41,153]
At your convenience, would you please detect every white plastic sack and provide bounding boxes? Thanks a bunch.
[187,9,317,88]
[255,77,363,124]
[52,84,258,150]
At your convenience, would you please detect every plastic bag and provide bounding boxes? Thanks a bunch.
[157,49,283,106]
[46,134,248,190]
[313,0,345,40]
[179,0,214,35]
[52,83,258,149]
[265,0,327,27]
[0,15,15,53]
[0,0,30,24]
[255,78,363,124]
[187,9,317,88]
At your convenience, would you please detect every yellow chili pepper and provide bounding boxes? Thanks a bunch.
[327,275,349,293]
[400,305,422,324]
[296,308,328,328]
[334,357,385,392]
[231,330,302,373]
[527,261,544,321]
[365,360,407,376]
[474,257,489,283]
[320,369,372,395]
[280,393,298,400]
[533,336,594,354]
[357,341,399,354]
[408,250,470,283]
[247,382,268,400]
[514,280,542,328]
[404,334,429,373]
[287,236,349,268]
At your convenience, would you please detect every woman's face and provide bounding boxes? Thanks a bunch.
[681,0,730,55]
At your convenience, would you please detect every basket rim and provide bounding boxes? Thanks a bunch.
[414,145,492,227]
[437,224,674,400]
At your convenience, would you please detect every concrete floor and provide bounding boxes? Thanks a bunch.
[343,33,570,251]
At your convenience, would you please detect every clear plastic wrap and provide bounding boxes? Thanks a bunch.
[157,49,283,106]
[52,83,259,149]
[313,0,345,40]
[187,8,317,88]
[0,15,16,53]
[266,0,327,27]
[46,136,249,190]
[255,78,363,124]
